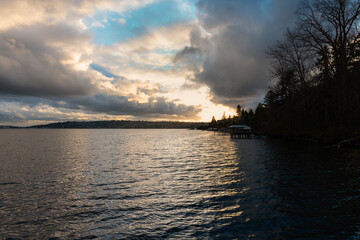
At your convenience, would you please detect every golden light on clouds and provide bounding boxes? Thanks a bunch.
[0,0,273,126]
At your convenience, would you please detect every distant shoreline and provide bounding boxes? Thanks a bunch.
[0,120,209,129]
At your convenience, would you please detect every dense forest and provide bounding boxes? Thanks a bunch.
[212,0,360,143]
[29,120,207,129]
[263,0,360,143]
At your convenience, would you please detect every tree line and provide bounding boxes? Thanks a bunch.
[30,120,208,129]
[210,0,360,143]
[263,0,360,142]
[208,104,267,133]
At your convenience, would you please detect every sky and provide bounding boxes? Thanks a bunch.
[0,0,300,126]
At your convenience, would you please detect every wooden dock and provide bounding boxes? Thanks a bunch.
[230,131,262,139]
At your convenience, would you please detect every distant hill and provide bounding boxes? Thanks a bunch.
[28,120,209,129]
[0,125,20,129]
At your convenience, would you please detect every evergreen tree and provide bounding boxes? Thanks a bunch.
[236,105,242,117]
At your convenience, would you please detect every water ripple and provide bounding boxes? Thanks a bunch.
[0,129,359,239]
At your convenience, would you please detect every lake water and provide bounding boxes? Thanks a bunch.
[0,129,359,239]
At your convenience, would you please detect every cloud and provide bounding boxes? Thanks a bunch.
[0,16,201,121]
[0,100,108,126]
[72,95,201,118]
[0,94,202,125]
[177,0,300,107]
[173,46,201,63]
[92,22,197,89]
[91,21,105,28]
[0,0,157,32]
[0,24,95,97]
[0,0,303,124]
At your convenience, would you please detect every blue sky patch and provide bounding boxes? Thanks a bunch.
[90,63,118,78]
[86,0,196,45]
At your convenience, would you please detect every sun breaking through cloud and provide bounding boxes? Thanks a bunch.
[0,0,300,126]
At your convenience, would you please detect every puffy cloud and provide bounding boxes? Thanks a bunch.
[177,0,300,107]
[92,22,197,90]
[0,24,95,97]
[91,21,105,28]
[0,0,157,32]
[0,4,202,124]
[0,100,111,126]
[173,46,201,64]
[94,23,193,67]
[0,94,202,126]
[0,0,303,125]
[0,0,202,119]
[71,95,201,118]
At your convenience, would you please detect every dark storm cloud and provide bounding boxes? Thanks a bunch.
[0,24,94,97]
[181,0,301,106]
[0,93,202,121]
[0,111,70,123]
[173,46,201,63]
[68,94,201,118]
[0,113,22,122]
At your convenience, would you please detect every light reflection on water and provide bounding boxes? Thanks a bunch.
[0,129,359,239]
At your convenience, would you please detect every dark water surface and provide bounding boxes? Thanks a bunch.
[0,129,359,239]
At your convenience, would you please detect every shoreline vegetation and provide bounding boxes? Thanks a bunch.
[208,0,360,149]
[0,120,208,129]
[261,0,360,146]
[208,0,360,148]
[207,103,360,148]
[0,115,359,148]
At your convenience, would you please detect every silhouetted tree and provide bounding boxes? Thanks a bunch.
[236,104,242,117]
[211,116,216,123]
[267,29,314,90]
[248,109,255,127]
[253,103,268,132]
[297,0,360,82]
[261,0,360,142]
[210,116,217,128]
